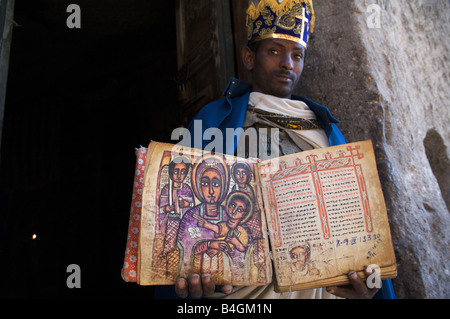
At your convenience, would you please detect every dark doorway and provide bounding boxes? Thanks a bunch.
[0,0,179,298]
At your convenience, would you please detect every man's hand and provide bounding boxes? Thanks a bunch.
[326,266,380,299]
[175,274,233,299]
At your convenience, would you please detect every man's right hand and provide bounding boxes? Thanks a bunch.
[175,273,233,298]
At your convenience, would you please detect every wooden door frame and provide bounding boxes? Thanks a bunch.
[0,0,15,154]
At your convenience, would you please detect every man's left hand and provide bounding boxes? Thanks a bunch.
[326,266,380,299]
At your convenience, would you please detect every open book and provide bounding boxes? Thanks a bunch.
[122,140,397,292]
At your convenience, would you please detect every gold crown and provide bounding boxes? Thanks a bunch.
[246,0,315,48]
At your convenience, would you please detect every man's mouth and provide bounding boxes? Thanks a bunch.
[274,72,294,82]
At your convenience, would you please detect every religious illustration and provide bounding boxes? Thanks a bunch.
[231,162,256,199]
[288,242,320,276]
[151,151,268,285]
[158,156,194,257]
[159,156,194,221]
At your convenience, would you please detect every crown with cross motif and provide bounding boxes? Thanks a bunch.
[246,0,315,48]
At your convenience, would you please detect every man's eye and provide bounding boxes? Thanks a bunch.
[294,54,303,60]
[270,49,279,55]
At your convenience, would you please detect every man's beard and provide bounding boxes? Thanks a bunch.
[270,70,300,97]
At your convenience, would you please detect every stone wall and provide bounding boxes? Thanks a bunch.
[298,0,450,298]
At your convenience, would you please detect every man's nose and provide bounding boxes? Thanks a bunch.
[280,54,294,70]
[209,184,215,195]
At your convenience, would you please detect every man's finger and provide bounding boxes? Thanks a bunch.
[188,274,203,298]
[365,266,378,280]
[221,284,234,295]
[348,271,368,296]
[326,285,355,299]
[327,268,380,299]
[175,278,189,298]
[201,273,216,296]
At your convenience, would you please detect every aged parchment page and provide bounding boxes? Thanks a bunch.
[138,142,273,286]
[257,141,396,291]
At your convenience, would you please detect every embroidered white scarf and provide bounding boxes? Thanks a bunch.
[249,92,329,149]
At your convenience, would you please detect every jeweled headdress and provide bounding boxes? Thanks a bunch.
[246,0,315,48]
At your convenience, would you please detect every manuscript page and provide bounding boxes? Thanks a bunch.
[257,141,396,291]
[138,142,273,286]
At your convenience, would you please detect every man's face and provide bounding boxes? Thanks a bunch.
[243,38,305,99]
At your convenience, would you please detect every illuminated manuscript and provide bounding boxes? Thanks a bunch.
[123,140,397,292]
[257,141,396,291]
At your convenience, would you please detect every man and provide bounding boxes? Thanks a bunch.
[162,0,395,299]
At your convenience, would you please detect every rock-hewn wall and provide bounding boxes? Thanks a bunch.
[298,0,450,298]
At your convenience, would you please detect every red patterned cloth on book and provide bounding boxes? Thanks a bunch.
[121,147,147,282]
